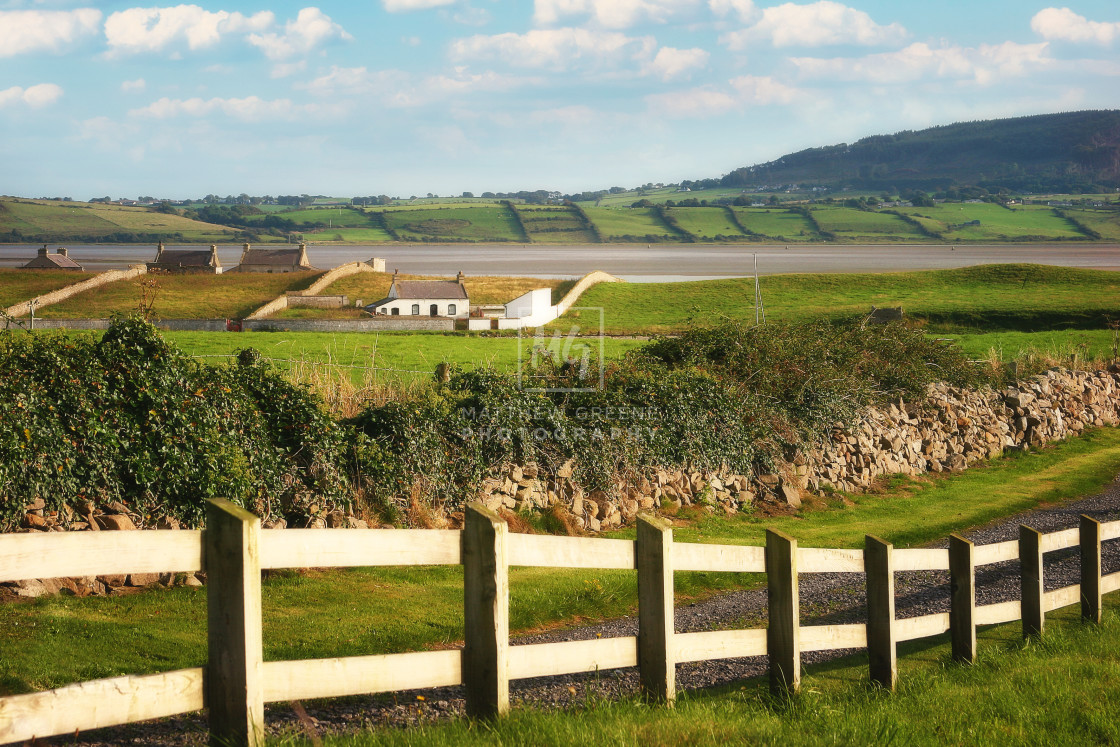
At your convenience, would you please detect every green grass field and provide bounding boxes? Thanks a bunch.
[3,426,1119,709]
[582,207,679,241]
[666,206,748,240]
[810,205,927,241]
[555,264,1120,334]
[1062,207,1120,241]
[0,198,243,242]
[0,269,90,310]
[515,205,597,243]
[382,205,525,242]
[897,203,1088,241]
[732,207,820,241]
[34,271,321,320]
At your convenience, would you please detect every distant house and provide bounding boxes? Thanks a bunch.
[233,242,317,273]
[147,242,222,274]
[22,245,82,271]
[366,270,469,318]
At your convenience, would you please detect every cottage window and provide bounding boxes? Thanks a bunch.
[391,308,399,316]
[448,304,457,315]
[411,304,420,315]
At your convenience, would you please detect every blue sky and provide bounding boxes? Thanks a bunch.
[2,0,1118,199]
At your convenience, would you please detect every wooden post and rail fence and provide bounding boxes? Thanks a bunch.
[2,498,1119,745]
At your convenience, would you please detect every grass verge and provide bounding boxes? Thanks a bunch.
[2,427,1119,697]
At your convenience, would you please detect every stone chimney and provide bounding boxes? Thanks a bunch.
[37,245,48,257]
[209,244,219,268]
[58,247,68,257]
[155,241,165,261]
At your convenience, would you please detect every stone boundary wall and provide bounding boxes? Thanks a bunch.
[286,295,349,309]
[245,261,379,320]
[241,317,453,332]
[554,270,624,317]
[14,319,230,332]
[7,367,1120,597]
[475,368,1120,530]
[2,267,146,319]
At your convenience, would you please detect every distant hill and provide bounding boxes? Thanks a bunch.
[713,111,1120,194]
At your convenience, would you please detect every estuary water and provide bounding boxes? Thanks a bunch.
[1,242,1117,281]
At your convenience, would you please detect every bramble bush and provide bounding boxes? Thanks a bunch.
[0,318,350,530]
[1,317,992,528]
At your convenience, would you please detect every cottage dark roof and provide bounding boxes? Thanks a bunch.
[23,252,82,270]
[151,250,215,267]
[394,280,468,300]
[240,248,313,267]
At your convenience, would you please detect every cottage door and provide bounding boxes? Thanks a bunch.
[429,304,438,316]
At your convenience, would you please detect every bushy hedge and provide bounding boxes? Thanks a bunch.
[1,317,991,529]
[0,318,350,530]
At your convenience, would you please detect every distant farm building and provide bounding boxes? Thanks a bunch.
[147,242,222,274]
[233,243,317,273]
[22,245,82,271]
[366,271,469,318]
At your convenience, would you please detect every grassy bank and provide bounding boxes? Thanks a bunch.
[3,427,1119,696]
[324,600,1120,746]
[559,264,1120,334]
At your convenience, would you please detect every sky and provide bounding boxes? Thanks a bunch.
[2,0,1119,200]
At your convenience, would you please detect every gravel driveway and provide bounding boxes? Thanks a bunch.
[44,473,1120,746]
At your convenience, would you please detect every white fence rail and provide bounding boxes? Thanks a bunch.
[0,499,1116,745]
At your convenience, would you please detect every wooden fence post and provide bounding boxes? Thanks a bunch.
[865,535,896,690]
[1081,515,1102,624]
[949,534,976,664]
[765,529,800,694]
[205,498,264,747]
[1020,525,1044,639]
[462,503,509,719]
[637,514,675,705]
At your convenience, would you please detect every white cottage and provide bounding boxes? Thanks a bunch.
[366,271,470,318]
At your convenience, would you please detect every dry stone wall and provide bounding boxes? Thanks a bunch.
[6,367,1120,598]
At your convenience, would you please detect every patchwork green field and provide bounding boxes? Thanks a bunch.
[515,205,596,243]
[810,204,925,240]
[898,203,1087,241]
[381,205,525,242]
[0,199,240,242]
[732,207,820,241]
[665,206,748,240]
[582,206,680,241]
[555,264,1120,334]
[1062,207,1120,240]
[33,271,320,320]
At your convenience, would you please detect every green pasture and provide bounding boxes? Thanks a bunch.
[246,207,374,227]
[810,205,926,241]
[3,426,1119,701]
[557,264,1120,334]
[732,208,819,241]
[945,329,1120,364]
[1062,207,1120,241]
[302,227,395,242]
[382,205,524,242]
[515,205,596,243]
[666,206,748,240]
[329,601,1120,746]
[582,207,679,241]
[0,199,239,242]
[33,271,320,320]
[0,269,89,310]
[898,203,1087,241]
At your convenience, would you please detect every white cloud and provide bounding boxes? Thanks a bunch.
[382,0,457,11]
[247,7,352,61]
[645,74,801,117]
[708,0,757,23]
[534,0,702,29]
[729,74,799,104]
[450,28,656,70]
[104,5,273,55]
[299,64,540,107]
[645,46,709,79]
[722,1,907,49]
[0,9,101,57]
[0,83,64,109]
[130,95,320,121]
[790,41,1053,85]
[1031,7,1120,45]
[121,78,147,92]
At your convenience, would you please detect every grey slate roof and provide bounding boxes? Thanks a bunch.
[393,280,468,300]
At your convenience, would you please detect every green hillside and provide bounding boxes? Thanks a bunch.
[0,198,245,243]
